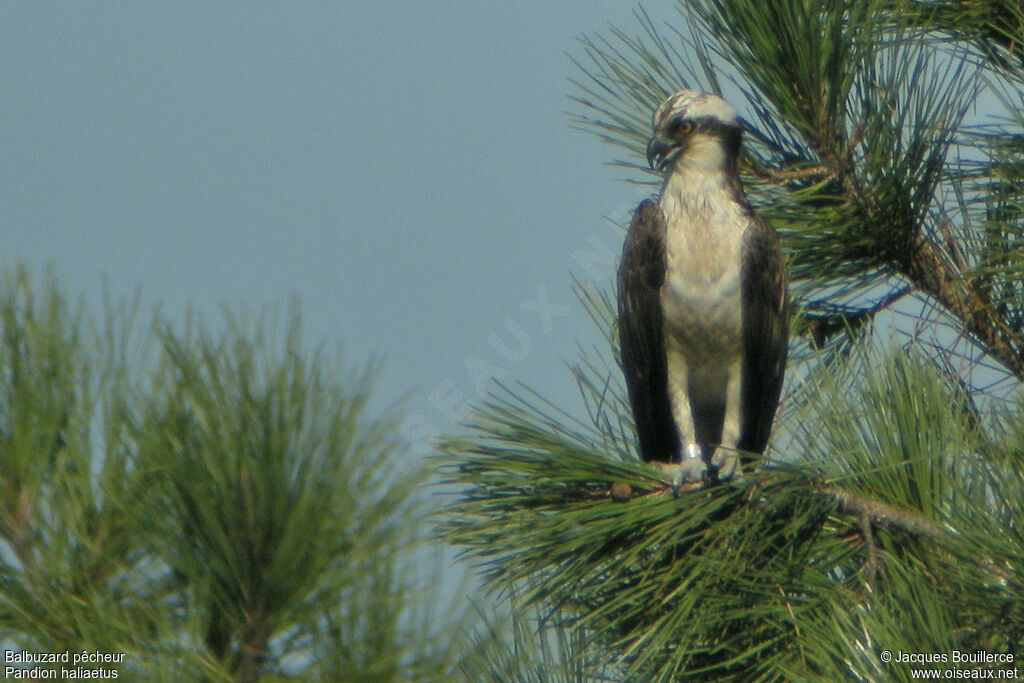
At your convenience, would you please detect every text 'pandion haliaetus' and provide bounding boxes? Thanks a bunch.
[617,89,788,488]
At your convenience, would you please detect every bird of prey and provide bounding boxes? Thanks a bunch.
[617,90,788,487]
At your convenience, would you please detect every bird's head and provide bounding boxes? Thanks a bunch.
[646,89,741,173]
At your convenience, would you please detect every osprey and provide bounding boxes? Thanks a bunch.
[617,90,788,486]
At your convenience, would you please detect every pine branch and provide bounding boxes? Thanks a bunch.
[802,285,912,349]
[894,0,1024,71]
[440,323,1024,677]
[603,465,954,549]
[819,483,948,542]
[440,441,1022,679]
[907,239,1024,380]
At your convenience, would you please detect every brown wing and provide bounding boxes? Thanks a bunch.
[617,199,680,464]
[737,215,789,455]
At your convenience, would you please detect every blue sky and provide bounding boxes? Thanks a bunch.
[1,2,681,454]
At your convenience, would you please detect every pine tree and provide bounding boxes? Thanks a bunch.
[0,266,469,681]
[441,1,1024,680]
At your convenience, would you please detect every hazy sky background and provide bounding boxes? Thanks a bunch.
[3,1,689,455]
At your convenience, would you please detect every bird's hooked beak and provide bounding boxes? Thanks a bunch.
[646,136,682,171]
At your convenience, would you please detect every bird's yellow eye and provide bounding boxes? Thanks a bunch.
[669,119,693,137]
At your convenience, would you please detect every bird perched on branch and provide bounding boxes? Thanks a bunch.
[617,89,788,489]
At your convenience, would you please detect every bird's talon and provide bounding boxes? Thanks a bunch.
[702,464,717,487]
[710,450,741,482]
[650,459,707,493]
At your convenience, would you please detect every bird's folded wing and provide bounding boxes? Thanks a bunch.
[738,215,789,454]
[617,199,680,463]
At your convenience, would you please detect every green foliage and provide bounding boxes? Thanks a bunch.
[788,348,1024,654]
[133,309,425,680]
[442,343,1024,681]
[0,266,163,664]
[454,603,617,682]
[897,0,1024,70]
[0,267,467,681]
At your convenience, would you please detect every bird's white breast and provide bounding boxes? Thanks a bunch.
[659,164,747,360]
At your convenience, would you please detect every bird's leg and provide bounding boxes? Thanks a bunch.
[708,362,743,482]
[663,352,709,493]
